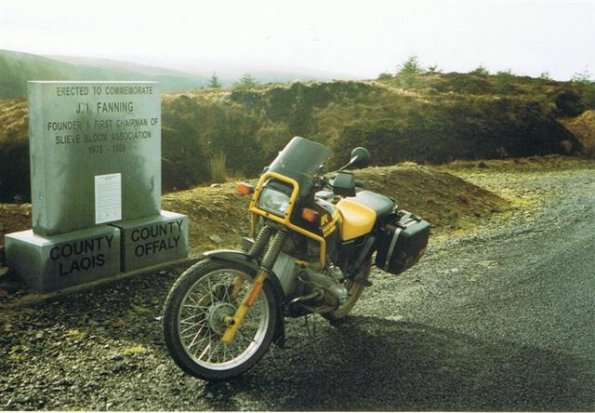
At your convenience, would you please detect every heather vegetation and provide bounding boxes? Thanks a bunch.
[1,56,594,201]
[158,62,592,191]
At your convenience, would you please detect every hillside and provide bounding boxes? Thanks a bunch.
[0,50,341,99]
[161,76,590,191]
[1,70,593,201]
[0,50,208,98]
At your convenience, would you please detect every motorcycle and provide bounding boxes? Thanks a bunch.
[163,136,430,381]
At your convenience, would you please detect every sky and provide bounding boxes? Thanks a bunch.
[1,0,594,81]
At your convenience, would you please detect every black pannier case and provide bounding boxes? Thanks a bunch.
[375,211,430,275]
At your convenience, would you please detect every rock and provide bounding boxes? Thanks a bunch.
[209,235,223,244]
[197,205,212,214]
[478,260,497,268]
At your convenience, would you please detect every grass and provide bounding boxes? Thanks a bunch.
[66,329,88,341]
[209,151,228,183]
[121,345,148,356]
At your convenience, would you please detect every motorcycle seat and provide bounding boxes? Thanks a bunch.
[349,191,395,216]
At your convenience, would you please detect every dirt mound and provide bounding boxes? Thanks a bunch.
[357,164,507,229]
[560,110,595,157]
[161,163,508,255]
[0,203,31,245]
[161,184,251,255]
[1,163,507,257]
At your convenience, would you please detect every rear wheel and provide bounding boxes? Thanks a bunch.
[163,259,277,381]
[323,261,371,321]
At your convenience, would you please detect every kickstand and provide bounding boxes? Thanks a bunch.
[303,314,317,337]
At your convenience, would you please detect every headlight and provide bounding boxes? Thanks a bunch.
[257,187,290,216]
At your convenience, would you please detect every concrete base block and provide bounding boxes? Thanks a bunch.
[112,210,189,272]
[5,226,121,291]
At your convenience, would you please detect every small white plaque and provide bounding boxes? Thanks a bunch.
[95,173,122,224]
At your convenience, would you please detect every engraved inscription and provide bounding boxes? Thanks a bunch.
[45,84,159,156]
[49,235,115,276]
[130,219,184,258]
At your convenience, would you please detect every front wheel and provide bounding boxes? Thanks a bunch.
[163,259,277,381]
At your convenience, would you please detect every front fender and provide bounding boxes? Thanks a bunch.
[201,249,257,268]
[200,249,287,348]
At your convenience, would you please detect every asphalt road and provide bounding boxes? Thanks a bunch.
[350,170,595,411]
[1,168,594,411]
[240,169,595,411]
[176,168,595,411]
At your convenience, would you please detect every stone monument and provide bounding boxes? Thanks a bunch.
[5,81,188,291]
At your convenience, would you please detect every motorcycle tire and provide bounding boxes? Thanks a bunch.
[163,258,277,381]
[323,261,371,322]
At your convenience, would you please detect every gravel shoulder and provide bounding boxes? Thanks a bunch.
[1,162,594,411]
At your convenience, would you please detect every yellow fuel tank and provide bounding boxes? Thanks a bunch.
[335,198,377,241]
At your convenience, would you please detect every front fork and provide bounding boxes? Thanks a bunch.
[222,227,287,345]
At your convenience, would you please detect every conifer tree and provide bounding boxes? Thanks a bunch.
[396,55,424,88]
[208,72,222,88]
[234,73,258,90]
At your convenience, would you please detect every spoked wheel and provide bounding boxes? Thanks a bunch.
[163,259,277,381]
[323,261,371,322]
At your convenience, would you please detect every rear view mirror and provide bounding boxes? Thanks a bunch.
[349,147,371,168]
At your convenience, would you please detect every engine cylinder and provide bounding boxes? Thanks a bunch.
[302,269,348,304]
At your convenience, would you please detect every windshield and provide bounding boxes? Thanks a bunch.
[267,136,330,195]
